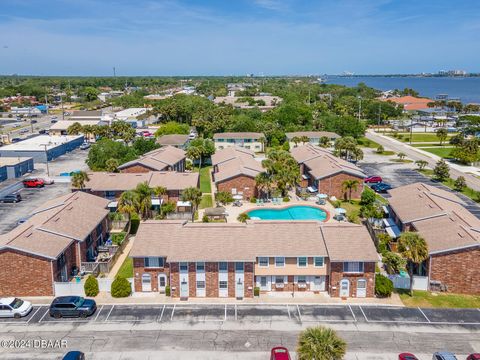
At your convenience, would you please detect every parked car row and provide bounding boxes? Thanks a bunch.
[400,352,480,360]
[364,175,393,193]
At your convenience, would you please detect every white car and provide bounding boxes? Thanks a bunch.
[41,177,55,185]
[0,298,33,318]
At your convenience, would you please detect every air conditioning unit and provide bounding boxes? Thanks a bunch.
[298,283,307,288]
[275,283,284,289]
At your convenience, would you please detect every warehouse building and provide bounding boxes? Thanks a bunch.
[0,135,84,163]
[0,157,34,182]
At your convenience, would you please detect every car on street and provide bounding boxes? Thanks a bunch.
[270,347,291,360]
[49,296,97,318]
[142,130,153,137]
[364,176,383,183]
[11,137,22,143]
[40,177,55,185]
[0,192,22,203]
[371,182,393,193]
[31,120,37,124]
[0,297,33,318]
[62,351,85,360]
[38,129,47,134]
[467,355,480,360]
[19,128,29,134]
[79,142,91,150]
[23,178,45,188]
[51,119,58,123]
[399,354,419,360]
[432,352,458,360]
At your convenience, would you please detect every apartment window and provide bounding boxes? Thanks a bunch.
[180,262,188,271]
[314,257,324,267]
[219,262,228,271]
[258,257,269,267]
[57,253,66,268]
[235,262,244,272]
[297,257,307,268]
[260,277,267,287]
[275,257,285,267]
[343,262,364,273]
[196,262,205,271]
[144,257,164,268]
[275,276,284,284]
[196,281,205,289]
[297,276,306,284]
[219,281,228,289]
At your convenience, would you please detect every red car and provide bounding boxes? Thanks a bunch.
[399,353,418,360]
[270,347,291,360]
[467,355,480,360]
[23,178,45,188]
[364,176,383,183]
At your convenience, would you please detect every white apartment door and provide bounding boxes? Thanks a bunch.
[180,263,189,298]
[235,277,244,299]
[158,274,167,293]
[142,274,152,292]
[339,279,350,297]
[357,279,367,298]
[312,276,326,291]
[259,276,270,291]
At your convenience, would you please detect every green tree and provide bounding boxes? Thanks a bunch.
[186,145,203,170]
[237,213,250,223]
[291,136,301,147]
[81,87,100,102]
[297,326,347,360]
[186,138,215,169]
[105,158,119,172]
[376,145,384,154]
[132,138,160,155]
[341,179,359,201]
[86,139,137,171]
[318,136,330,148]
[118,190,138,222]
[454,176,467,191]
[181,186,203,212]
[382,251,407,274]
[397,152,406,161]
[111,121,136,143]
[84,275,99,297]
[71,171,90,190]
[255,172,274,199]
[435,128,448,145]
[433,159,450,182]
[67,122,84,135]
[154,121,190,137]
[111,277,132,298]
[134,182,154,220]
[415,160,428,170]
[398,232,429,296]
[262,150,300,196]
[360,187,376,206]
[215,191,234,206]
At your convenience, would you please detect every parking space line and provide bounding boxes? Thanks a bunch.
[26,306,43,324]
[38,308,49,323]
[94,305,104,322]
[296,304,302,323]
[158,305,166,322]
[359,306,369,323]
[224,304,227,321]
[105,305,115,322]
[348,305,357,322]
[170,304,176,321]
[235,304,237,321]
[418,307,431,323]
[286,305,291,319]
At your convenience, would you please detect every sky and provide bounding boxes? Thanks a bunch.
[0,0,479,76]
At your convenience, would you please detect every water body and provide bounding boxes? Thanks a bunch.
[326,76,480,104]
[247,205,328,221]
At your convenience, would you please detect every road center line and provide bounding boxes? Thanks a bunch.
[170,304,176,321]
[348,305,357,322]
[358,306,369,323]
[417,307,431,323]
[105,305,115,322]
[94,305,104,322]
[296,305,302,323]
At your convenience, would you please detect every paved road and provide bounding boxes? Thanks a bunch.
[366,130,480,192]
[1,304,479,359]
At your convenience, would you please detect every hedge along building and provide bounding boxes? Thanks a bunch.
[130,220,379,299]
[0,192,110,297]
[290,143,366,199]
[388,182,480,295]
[211,147,264,200]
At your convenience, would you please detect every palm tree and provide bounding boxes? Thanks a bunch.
[67,122,83,135]
[262,150,300,196]
[398,232,429,296]
[255,172,273,199]
[71,171,90,190]
[342,179,359,201]
[297,326,347,360]
[237,213,250,223]
[105,158,119,172]
[397,152,406,161]
[134,182,153,219]
[258,136,266,152]
[118,190,137,217]
[318,136,330,148]
[299,135,310,145]
[291,136,301,147]
[181,186,203,214]
[415,160,428,170]
[152,186,167,199]
[186,146,203,170]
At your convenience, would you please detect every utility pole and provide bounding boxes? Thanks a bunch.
[43,144,50,177]
[377,103,382,132]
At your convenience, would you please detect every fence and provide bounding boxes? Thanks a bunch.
[167,212,193,220]
[80,234,129,276]
[388,274,428,291]
[54,278,135,297]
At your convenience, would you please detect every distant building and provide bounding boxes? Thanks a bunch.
[286,131,340,148]
[112,108,150,127]
[10,107,42,116]
[383,96,433,112]
[118,146,186,173]
[69,110,103,121]
[49,120,106,141]
[0,135,84,163]
[213,132,265,153]
[213,95,282,111]
[156,134,190,149]
[0,157,34,182]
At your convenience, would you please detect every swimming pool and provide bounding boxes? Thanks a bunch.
[246,205,328,221]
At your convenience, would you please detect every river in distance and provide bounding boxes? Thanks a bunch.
[326,76,480,104]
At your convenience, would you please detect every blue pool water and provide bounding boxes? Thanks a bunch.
[247,206,328,221]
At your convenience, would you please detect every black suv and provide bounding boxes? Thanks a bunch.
[49,296,96,318]
[0,193,22,203]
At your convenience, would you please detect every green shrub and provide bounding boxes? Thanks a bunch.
[283,196,290,202]
[84,275,99,297]
[129,213,140,234]
[360,187,376,205]
[202,214,210,223]
[376,145,384,153]
[111,232,126,246]
[332,200,342,208]
[237,213,250,223]
[376,233,391,256]
[382,251,406,274]
[375,274,393,297]
[254,287,260,297]
[250,197,257,204]
[165,285,171,296]
[111,276,132,298]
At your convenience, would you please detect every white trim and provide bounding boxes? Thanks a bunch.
[258,257,269,268]
[297,256,308,268]
[274,257,285,268]
[313,256,325,268]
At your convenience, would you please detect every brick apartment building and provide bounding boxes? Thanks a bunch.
[81,171,199,203]
[290,143,365,199]
[388,183,480,295]
[130,220,378,299]
[0,192,109,297]
[211,147,264,200]
[118,145,186,173]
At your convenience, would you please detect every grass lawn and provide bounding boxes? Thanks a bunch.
[398,289,480,308]
[410,143,451,148]
[335,200,361,224]
[416,169,480,202]
[116,257,133,278]
[422,147,453,158]
[390,159,413,163]
[197,166,212,193]
[357,136,380,148]
[199,194,213,209]
[376,150,396,156]
[388,133,457,143]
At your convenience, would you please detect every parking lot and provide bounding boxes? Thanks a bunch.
[2,304,480,326]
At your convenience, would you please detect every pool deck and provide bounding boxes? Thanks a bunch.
[199,198,336,223]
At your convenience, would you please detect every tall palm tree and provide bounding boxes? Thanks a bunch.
[255,172,273,199]
[342,179,359,201]
[186,146,203,170]
[67,122,83,135]
[181,186,203,214]
[398,232,429,296]
[71,171,90,190]
[297,326,347,360]
[118,190,137,217]
[152,186,167,199]
[299,135,310,145]
[318,136,330,148]
[105,158,119,172]
[134,182,153,219]
[291,136,301,147]
[262,150,300,196]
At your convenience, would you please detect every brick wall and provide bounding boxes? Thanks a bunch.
[120,164,161,173]
[228,263,236,297]
[133,257,170,293]
[430,247,480,295]
[52,242,77,282]
[0,249,54,296]
[188,262,196,297]
[206,262,219,297]
[329,262,375,298]
[216,175,257,200]
[244,262,254,298]
[316,172,364,200]
[170,262,180,297]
